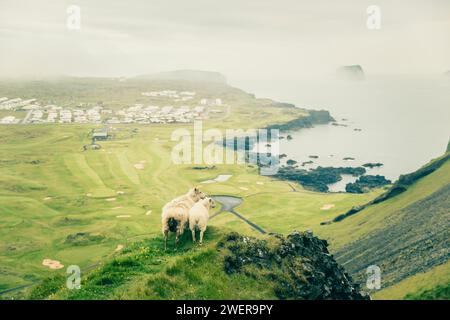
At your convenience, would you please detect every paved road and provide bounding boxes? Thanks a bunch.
[211,195,266,234]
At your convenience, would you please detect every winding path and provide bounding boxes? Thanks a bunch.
[211,195,267,234]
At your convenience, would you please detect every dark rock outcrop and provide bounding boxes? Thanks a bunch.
[219,231,368,300]
[274,166,366,193]
[266,110,335,131]
[362,162,383,169]
[345,175,391,193]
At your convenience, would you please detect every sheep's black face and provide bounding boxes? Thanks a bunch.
[209,198,216,208]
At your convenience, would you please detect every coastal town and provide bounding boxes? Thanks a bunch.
[0,90,224,125]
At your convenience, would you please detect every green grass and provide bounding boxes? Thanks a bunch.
[372,262,450,300]
[316,155,450,297]
[317,158,450,251]
[404,282,450,300]
[0,80,333,296]
[30,227,276,300]
[1,78,448,300]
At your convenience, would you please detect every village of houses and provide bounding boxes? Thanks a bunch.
[0,90,224,125]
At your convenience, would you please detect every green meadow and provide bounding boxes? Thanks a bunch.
[0,121,378,294]
[0,78,448,299]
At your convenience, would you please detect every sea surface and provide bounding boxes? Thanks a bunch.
[248,75,450,192]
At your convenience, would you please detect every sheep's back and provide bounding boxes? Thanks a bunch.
[189,204,209,222]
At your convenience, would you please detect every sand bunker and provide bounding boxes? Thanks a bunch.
[112,206,123,210]
[115,244,124,252]
[239,187,249,191]
[145,210,152,216]
[320,204,335,210]
[256,182,264,185]
[42,258,64,270]
[43,197,52,201]
[106,198,116,202]
[86,193,92,197]
[116,215,131,218]
[215,175,232,182]
[116,191,125,195]
[201,174,232,184]
[134,163,145,170]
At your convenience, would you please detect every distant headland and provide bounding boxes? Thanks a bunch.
[337,65,365,80]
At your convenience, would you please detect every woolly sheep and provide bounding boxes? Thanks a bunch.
[161,187,205,249]
[189,197,215,244]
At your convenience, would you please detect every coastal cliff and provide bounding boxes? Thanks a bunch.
[337,65,365,80]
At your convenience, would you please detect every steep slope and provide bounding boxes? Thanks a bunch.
[404,282,449,300]
[319,152,450,299]
[28,229,366,300]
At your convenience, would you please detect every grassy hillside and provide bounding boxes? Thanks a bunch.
[28,229,367,300]
[0,121,376,297]
[372,262,449,300]
[0,79,377,298]
[404,282,450,300]
[1,77,447,300]
[317,154,450,299]
[28,228,278,300]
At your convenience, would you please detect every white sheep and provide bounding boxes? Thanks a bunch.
[161,187,205,249]
[189,197,216,244]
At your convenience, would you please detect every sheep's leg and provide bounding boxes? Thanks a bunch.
[199,229,205,244]
[163,229,169,250]
[189,221,196,243]
[162,223,169,250]
[175,228,181,248]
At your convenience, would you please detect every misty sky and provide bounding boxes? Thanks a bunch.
[1,0,449,84]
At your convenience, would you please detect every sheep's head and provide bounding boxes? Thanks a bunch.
[189,187,206,201]
[206,197,216,209]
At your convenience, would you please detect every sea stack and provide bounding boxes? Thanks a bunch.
[337,65,365,80]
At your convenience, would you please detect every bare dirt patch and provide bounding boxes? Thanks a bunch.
[320,204,335,210]
[134,163,145,170]
[42,259,64,270]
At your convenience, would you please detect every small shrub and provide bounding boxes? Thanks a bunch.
[29,275,65,300]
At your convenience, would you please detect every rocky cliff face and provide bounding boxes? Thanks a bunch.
[219,231,368,300]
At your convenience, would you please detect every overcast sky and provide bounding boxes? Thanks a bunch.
[1,0,449,84]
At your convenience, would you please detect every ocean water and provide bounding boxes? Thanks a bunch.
[249,75,450,191]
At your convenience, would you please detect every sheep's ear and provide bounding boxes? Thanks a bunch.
[194,187,198,192]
